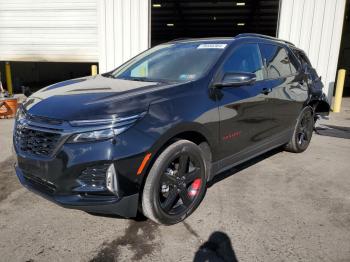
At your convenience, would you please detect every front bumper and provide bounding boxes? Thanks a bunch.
[15,165,139,217]
[12,110,157,218]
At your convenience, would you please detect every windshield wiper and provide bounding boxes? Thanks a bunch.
[102,72,115,78]
[116,76,175,84]
[123,77,151,82]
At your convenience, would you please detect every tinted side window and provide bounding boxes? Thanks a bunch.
[294,50,311,67]
[223,43,264,81]
[259,44,292,79]
[287,51,299,74]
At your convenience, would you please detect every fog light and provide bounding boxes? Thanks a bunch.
[106,164,118,195]
[74,164,109,193]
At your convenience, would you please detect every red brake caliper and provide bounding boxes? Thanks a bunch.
[188,178,202,197]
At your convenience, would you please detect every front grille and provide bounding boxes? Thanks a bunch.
[15,126,61,157]
[23,173,57,194]
[26,114,63,126]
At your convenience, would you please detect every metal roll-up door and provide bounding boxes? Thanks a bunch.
[0,0,98,62]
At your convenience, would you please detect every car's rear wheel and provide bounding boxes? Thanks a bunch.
[142,140,207,225]
[285,106,314,153]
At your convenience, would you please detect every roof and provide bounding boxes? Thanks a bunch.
[168,37,235,44]
[167,33,295,46]
[235,33,295,46]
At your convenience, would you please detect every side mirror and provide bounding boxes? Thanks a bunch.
[214,72,256,88]
[22,86,32,97]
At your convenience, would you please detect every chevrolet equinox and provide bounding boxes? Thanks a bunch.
[13,34,330,225]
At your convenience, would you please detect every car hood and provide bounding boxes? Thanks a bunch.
[22,75,177,121]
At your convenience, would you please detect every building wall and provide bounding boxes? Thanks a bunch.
[0,0,98,62]
[278,0,346,100]
[1,0,345,98]
[98,0,149,73]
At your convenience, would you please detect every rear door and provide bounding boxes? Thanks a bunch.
[258,43,306,138]
[294,50,324,96]
[215,43,277,163]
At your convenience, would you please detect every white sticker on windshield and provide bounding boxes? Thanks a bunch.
[197,44,227,49]
[179,74,196,81]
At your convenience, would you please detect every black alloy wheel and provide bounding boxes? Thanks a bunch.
[296,109,313,149]
[159,153,203,215]
[285,106,314,153]
[142,140,207,225]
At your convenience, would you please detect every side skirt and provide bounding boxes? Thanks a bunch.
[209,129,292,181]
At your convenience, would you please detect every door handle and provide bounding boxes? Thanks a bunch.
[261,88,272,95]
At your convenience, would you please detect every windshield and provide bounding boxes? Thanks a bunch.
[110,42,228,82]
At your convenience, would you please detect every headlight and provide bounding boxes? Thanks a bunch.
[15,107,26,121]
[67,112,145,143]
[67,127,128,143]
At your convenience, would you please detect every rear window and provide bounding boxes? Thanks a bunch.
[259,43,293,79]
[294,50,311,66]
[287,52,298,74]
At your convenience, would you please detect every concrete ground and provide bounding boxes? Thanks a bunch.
[0,99,349,262]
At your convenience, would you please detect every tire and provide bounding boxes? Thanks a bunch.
[142,140,208,225]
[285,106,314,153]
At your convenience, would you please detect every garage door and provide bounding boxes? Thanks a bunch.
[151,0,280,46]
[0,0,98,62]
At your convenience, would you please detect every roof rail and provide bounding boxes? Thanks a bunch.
[235,33,295,46]
[169,37,190,42]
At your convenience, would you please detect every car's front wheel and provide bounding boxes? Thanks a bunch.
[142,140,207,225]
[285,106,314,153]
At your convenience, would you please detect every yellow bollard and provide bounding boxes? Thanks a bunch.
[333,69,346,113]
[91,65,98,76]
[5,62,13,96]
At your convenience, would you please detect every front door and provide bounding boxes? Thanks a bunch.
[215,43,276,165]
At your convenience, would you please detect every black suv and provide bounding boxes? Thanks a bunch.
[13,34,330,225]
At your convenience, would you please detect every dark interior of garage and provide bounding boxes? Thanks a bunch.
[151,0,280,46]
[0,62,95,94]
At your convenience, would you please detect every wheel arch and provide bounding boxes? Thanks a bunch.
[307,96,330,116]
[139,123,215,188]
